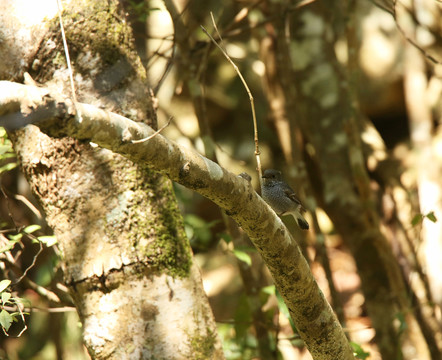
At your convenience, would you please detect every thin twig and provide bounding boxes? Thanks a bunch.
[14,194,43,220]
[3,257,62,303]
[56,0,82,121]
[393,0,441,65]
[131,117,172,144]
[15,240,43,284]
[0,185,19,232]
[289,0,317,10]
[210,12,224,43]
[16,303,28,337]
[2,305,76,313]
[201,22,263,187]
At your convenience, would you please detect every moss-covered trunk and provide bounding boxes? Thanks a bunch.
[2,0,223,358]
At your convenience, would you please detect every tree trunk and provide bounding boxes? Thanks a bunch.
[1,0,223,358]
[257,0,437,358]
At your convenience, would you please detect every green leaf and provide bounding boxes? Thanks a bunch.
[37,235,57,247]
[275,289,297,333]
[0,309,13,331]
[23,224,41,234]
[275,290,290,319]
[0,280,11,293]
[350,342,370,360]
[0,145,12,155]
[232,249,251,266]
[1,153,16,159]
[184,224,194,240]
[395,312,408,334]
[14,296,31,308]
[184,214,220,250]
[261,285,275,295]
[0,241,18,253]
[425,211,437,223]
[0,162,17,174]
[1,291,11,304]
[184,214,205,228]
[7,233,22,241]
[411,214,423,226]
[412,212,438,226]
[218,232,232,244]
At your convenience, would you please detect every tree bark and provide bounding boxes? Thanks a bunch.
[0,1,223,359]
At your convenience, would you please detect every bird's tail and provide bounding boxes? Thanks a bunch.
[297,215,309,230]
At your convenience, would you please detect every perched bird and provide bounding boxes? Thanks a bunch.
[261,169,309,230]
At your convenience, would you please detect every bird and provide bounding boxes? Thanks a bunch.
[261,169,309,230]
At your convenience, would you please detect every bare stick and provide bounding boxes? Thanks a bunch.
[56,0,82,121]
[2,305,77,313]
[393,0,441,65]
[209,12,224,43]
[15,240,44,284]
[131,117,172,144]
[201,23,263,188]
[14,194,43,220]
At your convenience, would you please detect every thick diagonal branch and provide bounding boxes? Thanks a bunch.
[0,81,354,360]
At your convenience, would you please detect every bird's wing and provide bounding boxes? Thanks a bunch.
[283,186,306,212]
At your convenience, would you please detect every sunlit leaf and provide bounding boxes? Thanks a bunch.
[184,224,194,240]
[261,285,275,295]
[23,224,41,234]
[0,145,12,155]
[14,296,31,308]
[37,235,57,247]
[0,241,17,253]
[0,280,11,293]
[185,214,205,227]
[7,233,22,241]
[233,249,251,266]
[276,289,297,333]
[0,309,13,331]
[1,291,11,304]
[0,162,17,174]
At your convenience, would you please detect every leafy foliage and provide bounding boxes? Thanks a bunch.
[350,341,370,360]
[0,280,29,336]
[0,127,17,175]
[0,128,58,344]
[184,214,220,251]
[411,211,438,226]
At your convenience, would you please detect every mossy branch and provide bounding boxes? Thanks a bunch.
[0,80,354,360]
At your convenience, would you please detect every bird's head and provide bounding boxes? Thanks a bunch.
[262,169,282,184]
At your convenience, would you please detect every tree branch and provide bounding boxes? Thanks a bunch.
[0,80,354,359]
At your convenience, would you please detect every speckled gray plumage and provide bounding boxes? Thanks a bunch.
[261,169,309,230]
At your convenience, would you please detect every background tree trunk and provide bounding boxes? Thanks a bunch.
[257,0,441,358]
